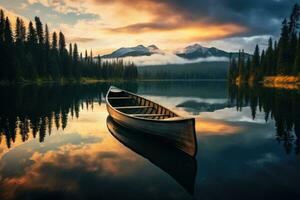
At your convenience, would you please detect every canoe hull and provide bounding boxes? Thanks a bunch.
[106,102,197,157]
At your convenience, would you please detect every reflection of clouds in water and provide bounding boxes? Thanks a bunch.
[0,103,190,200]
[247,153,279,166]
[142,95,228,116]
[144,96,228,105]
[195,118,243,135]
[199,107,270,124]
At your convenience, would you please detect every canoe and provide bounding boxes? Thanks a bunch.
[106,116,197,194]
[106,86,197,157]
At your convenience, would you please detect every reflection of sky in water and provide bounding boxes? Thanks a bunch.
[0,83,299,200]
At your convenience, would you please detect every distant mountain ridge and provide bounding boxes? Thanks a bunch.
[175,44,251,59]
[102,43,251,60]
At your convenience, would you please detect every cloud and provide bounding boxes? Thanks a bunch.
[67,37,97,43]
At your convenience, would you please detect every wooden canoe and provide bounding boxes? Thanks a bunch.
[106,86,197,157]
[106,116,197,194]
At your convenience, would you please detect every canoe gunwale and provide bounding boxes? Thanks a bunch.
[106,86,194,122]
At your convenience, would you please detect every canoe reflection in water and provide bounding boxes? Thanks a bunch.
[106,116,197,195]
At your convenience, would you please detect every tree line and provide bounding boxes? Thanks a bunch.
[228,4,300,83]
[0,10,137,82]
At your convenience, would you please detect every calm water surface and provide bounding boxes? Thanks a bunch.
[0,81,299,200]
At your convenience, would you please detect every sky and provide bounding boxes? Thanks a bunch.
[0,0,298,55]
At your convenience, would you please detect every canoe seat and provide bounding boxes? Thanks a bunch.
[129,114,171,118]
[108,97,133,100]
[115,106,153,109]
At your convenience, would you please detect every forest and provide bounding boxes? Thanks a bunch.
[0,10,138,83]
[228,4,300,84]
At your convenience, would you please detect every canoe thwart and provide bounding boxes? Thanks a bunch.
[108,97,133,100]
[115,106,153,109]
[129,114,171,117]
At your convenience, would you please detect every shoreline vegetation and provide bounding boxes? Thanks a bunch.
[228,4,300,90]
[263,75,300,90]
[0,10,138,83]
[0,77,137,86]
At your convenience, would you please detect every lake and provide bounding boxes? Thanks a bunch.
[0,81,299,200]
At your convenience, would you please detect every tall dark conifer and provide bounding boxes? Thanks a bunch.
[251,44,260,79]
[73,43,79,78]
[49,32,59,78]
[4,17,14,80]
[0,10,4,80]
[277,18,290,74]
[26,21,38,79]
[294,34,300,74]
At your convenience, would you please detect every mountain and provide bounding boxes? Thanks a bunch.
[102,45,161,58]
[176,43,251,60]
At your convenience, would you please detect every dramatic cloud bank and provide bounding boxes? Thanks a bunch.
[0,0,297,53]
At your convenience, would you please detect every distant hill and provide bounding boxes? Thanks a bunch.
[138,61,229,79]
[102,45,162,58]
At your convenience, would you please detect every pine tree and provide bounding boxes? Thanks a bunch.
[288,4,300,34]
[69,43,73,58]
[294,34,300,75]
[73,43,80,78]
[45,24,50,77]
[260,50,266,78]
[0,10,4,80]
[34,17,44,45]
[49,32,59,78]
[26,21,38,79]
[277,18,290,74]
[289,32,297,74]
[265,37,274,75]
[14,17,26,79]
[251,44,260,79]
[4,17,14,80]
[90,50,93,64]
[59,31,68,76]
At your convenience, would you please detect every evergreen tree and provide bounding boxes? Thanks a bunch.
[59,31,69,77]
[26,21,38,79]
[69,43,73,58]
[288,4,300,34]
[265,37,274,75]
[0,10,4,80]
[277,18,290,74]
[0,10,4,42]
[45,24,50,77]
[3,17,14,80]
[49,32,59,78]
[73,43,80,78]
[251,44,260,79]
[34,17,44,45]
[294,34,300,74]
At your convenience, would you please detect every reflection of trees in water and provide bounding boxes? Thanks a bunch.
[228,84,300,154]
[0,83,138,149]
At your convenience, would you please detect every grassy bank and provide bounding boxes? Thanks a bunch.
[263,76,300,90]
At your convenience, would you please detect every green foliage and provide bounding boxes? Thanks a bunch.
[0,10,138,82]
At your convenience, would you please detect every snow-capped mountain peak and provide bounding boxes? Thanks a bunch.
[102,44,161,58]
